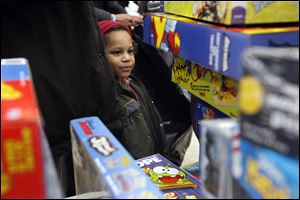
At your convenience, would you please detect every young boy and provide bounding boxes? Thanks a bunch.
[98,20,169,159]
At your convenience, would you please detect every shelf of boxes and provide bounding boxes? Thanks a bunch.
[142,1,299,198]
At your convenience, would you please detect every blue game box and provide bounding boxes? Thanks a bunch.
[70,116,164,199]
[143,13,299,80]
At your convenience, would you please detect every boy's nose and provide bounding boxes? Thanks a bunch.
[122,53,131,61]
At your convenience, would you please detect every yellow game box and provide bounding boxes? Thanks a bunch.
[164,1,299,25]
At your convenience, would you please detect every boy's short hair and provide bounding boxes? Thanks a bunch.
[98,20,137,56]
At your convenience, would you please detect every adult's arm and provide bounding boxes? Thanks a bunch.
[94,6,112,21]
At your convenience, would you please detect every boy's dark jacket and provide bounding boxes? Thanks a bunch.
[115,75,169,159]
[132,35,192,166]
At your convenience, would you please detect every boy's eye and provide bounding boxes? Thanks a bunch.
[111,51,122,55]
[128,49,134,54]
[110,48,134,56]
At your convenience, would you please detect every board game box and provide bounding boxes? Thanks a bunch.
[235,139,299,199]
[1,58,47,198]
[136,154,201,199]
[172,55,239,118]
[240,47,299,159]
[164,1,299,25]
[192,94,230,141]
[70,116,164,199]
[143,12,299,80]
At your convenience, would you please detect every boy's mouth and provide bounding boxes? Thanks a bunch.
[120,66,132,72]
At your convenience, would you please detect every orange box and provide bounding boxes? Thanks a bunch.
[1,58,45,198]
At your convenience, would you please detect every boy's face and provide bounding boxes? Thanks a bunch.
[104,30,135,82]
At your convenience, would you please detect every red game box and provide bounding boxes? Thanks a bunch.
[1,58,45,198]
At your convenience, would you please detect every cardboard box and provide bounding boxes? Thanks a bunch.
[70,116,164,199]
[164,1,299,25]
[200,119,239,199]
[1,58,45,198]
[235,139,299,199]
[143,13,299,80]
[240,47,299,158]
[136,154,201,199]
[172,55,239,117]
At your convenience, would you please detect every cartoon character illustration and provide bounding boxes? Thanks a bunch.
[89,136,117,156]
[192,1,227,23]
[152,19,181,55]
[164,192,179,199]
[161,20,180,55]
[202,107,215,120]
[144,164,196,189]
[145,164,186,184]
[191,64,218,82]
[212,75,238,102]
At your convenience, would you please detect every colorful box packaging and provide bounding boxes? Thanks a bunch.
[173,55,239,118]
[235,139,299,199]
[192,94,230,140]
[136,153,201,199]
[200,118,239,199]
[240,47,299,159]
[1,58,45,198]
[164,1,299,25]
[143,12,299,80]
[70,116,164,199]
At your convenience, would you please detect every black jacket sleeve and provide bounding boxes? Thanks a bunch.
[106,1,126,14]
[94,1,127,21]
[94,7,112,21]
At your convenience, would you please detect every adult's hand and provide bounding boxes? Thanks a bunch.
[116,13,143,26]
[130,14,144,25]
[115,13,133,26]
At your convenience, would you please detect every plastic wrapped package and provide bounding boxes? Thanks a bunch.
[200,118,239,199]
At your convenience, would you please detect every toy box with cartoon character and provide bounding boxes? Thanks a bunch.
[240,47,299,159]
[70,116,164,199]
[164,1,299,25]
[1,58,45,198]
[234,139,299,199]
[191,94,230,140]
[143,12,299,80]
[136,154,201,199]
[172,55,239,118]
[200,118,240,199]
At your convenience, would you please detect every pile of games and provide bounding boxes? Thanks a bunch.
[142,1,299,199]
[236,47,299,198]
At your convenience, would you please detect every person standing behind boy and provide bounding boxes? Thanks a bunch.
[98,20,169,159]
[94,1,143,26]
